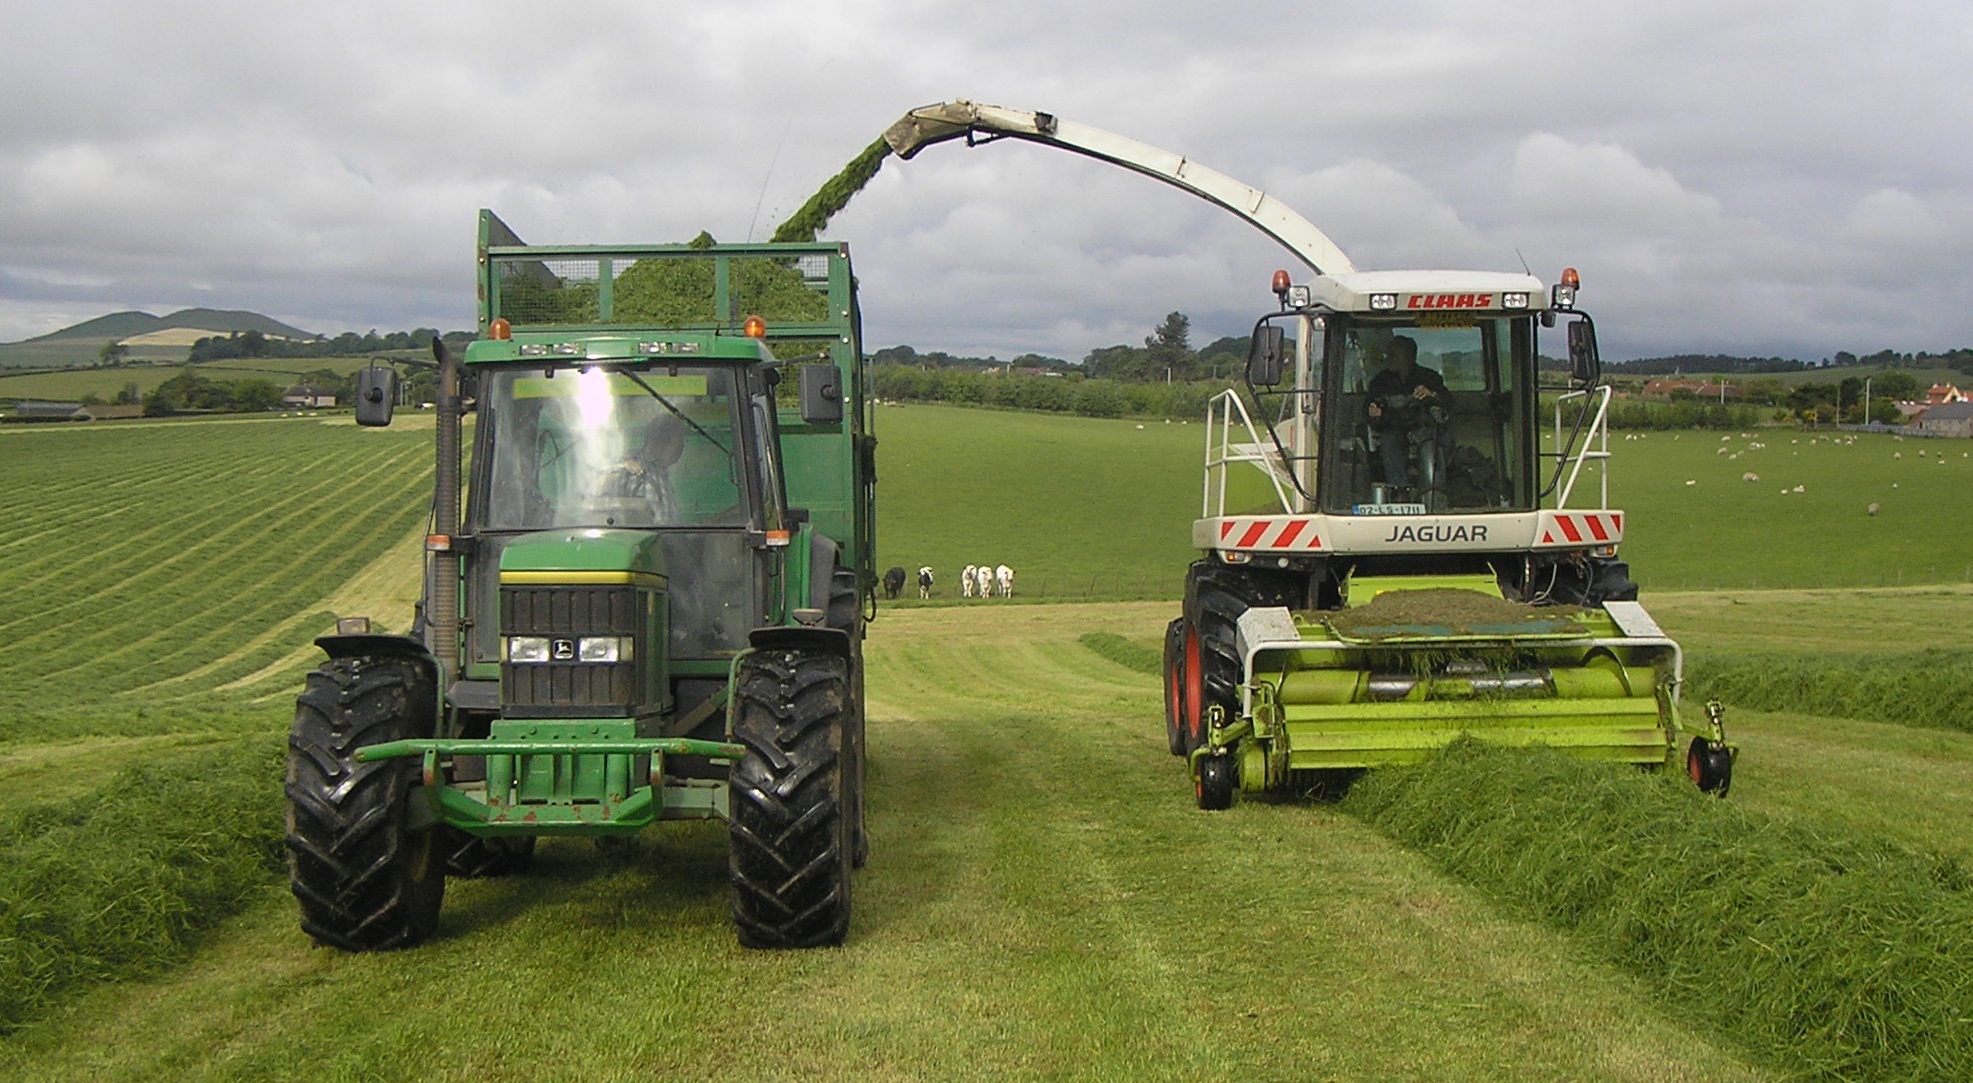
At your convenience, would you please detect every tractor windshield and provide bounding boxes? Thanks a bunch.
[1319,316,1537,514]
[478,366,750,531]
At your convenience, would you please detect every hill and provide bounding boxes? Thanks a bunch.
[18,308,316,346]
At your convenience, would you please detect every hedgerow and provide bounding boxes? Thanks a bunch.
[1345,740,1973,1081]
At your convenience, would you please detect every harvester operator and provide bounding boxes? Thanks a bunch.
[1366,335,1455,493]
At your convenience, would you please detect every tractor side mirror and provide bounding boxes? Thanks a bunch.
[1566,320,1600,386]
[354,365,397,427]
[799,364,843,425]
[1247,326,1286,386]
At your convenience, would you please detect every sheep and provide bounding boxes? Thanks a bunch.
[960,564,977,598]
[1868,502,1881,516]
[917,566,935,599]
[995,564,1014,598]
[1742,472,1760,482]
[882,566,906,600]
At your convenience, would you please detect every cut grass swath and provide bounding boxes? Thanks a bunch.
[0,738,285,1035]
[1076,631,1162,675]
[1688,648,1973,733]
[1345,740,1973,1082]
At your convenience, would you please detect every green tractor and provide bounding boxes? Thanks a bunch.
[285,210,876,949]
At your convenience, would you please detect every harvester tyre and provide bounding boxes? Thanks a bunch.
[1162,618,1189,756]
[1687,737,1733,796]
[1197,754,1236,811]
[729,648,854,949]
[1185,562,1300,751]
[826,565,870,871]
[285,656,444,952]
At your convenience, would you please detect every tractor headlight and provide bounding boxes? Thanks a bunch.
[1370,293,1397,311]
[578,636,632,663]
[1502,292,1530,309]
[507,636,551,663]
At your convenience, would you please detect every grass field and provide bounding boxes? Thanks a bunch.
[0,356,385,404]
[2,408,1971,1079]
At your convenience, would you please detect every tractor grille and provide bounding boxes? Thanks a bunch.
[500,585,647,715]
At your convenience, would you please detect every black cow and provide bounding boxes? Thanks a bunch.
[882,565,907,599]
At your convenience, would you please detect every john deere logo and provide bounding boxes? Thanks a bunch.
[551,638,576,661]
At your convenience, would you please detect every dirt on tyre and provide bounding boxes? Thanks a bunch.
[285,655,444,951]
[728,647,854,949]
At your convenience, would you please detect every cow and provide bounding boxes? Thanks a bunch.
[995,564,1014,598]
[882,565,906,600]
[917,566,935,598]
[961,564,977,598]
[974,563,994,599]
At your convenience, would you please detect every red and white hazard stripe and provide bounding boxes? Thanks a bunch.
[1538,510,1623,547]
[1215,517,1325,551]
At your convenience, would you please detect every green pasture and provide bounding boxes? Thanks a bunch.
[3,409,1973,1079]
[0,356,381,404]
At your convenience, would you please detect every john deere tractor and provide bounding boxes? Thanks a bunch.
[884,101,1733,808]
[285,210,875,949]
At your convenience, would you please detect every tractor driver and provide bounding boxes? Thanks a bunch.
[1366,335,1455,493]
[606,412,686,523]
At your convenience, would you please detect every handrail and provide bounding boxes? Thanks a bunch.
[1549,385,1613,509]
[1204,389,1295,517]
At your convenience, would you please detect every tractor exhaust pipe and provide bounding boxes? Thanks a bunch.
[430,335,461,685]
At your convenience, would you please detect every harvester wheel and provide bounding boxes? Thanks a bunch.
[1196,754,1236,811]
[1162,618,1189,756]
[1185,562,1300,750]
[1686,737,1733,796]
[285,656,444,951]
[728,648,853,949]
[443,831,537,878]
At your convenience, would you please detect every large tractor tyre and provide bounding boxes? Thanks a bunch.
[1196,754,1237,811]
[285,656,445,952]
[1185,562,1301,745]
[443,830,537,878]
[728,648,854,949]
[1162,618,1189,756]
[1686,737,1733,796]
[824,565,870,871]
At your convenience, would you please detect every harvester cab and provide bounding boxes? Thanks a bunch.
[884,100,1733,808]
[286,210,874,951]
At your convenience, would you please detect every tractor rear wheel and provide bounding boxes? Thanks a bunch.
[1687,737,1733,796]
[285,656,444,951]
[1196,754,1236,811]
[728,648,854,949]
[1162,618,1189,756]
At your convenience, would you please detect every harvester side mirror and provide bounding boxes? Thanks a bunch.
[1566,320,1600,386]
[1247,326,1286,386]
[354,365,397,427]
[799,364,843,425]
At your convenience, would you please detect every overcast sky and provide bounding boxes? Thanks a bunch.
[3,1,1968,363]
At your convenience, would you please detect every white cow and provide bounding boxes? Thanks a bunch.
[994,564,1014,598]
[960,564,977,598]
[974,563,994,599]
[917,566,935,599]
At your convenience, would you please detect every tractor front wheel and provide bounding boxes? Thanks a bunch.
[728,648,854,949]
[285,656,444,951]
[1686,737,1733,796]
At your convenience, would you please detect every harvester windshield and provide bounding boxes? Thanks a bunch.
[1316,315,1537,515]
[479,366,749,531]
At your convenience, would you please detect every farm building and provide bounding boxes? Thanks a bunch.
[1911,401,1973,438]
[282,387,337,409]
[1924,383,1966,405]
[3,401,145,423]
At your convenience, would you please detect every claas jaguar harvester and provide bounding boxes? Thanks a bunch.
[885,101,1734,809]
[285,210,874,949]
